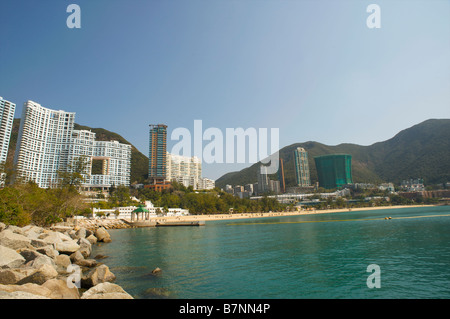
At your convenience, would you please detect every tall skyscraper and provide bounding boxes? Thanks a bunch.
[314,154,353,189]
[257,165,269,194]
[14,101,76,188]
[278,158,286,193]
[148,124,167,183]
[14,100,130,189]
[294,147,311,187]
[0,97,16,165]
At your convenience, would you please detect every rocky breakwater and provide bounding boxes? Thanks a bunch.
[0,221,133,299]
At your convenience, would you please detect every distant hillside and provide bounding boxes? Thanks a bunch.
[216,119,450,188]
[6,120,149,184]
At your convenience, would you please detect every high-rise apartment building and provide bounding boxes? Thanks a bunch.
[149,124,167,183]
[257,165,269,194]
[166,152,215,190]
[14,100,131,189]
[166,152,201,188]
[294,147,311,187]
[278,158,286,193]
[14,101,76,188]
[314,154,353,189]
[0,97,16,165]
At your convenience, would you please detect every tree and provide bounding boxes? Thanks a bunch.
[57,156,90,190]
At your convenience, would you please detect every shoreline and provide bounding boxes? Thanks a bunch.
[146,204,439,223]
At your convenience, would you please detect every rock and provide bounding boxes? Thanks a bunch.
[75,259,97,268]
[94,227,111,242]
[0,222,6,232]
[21,225,44,239]
[0,245,26,269]
[81,264,116,288]
[151,267,162,274]
[85,229,94,237]
[0,269,22,285]
[0,230,32,250]
[55,254,72,269]
[81,282,133,299]
[0,290,50,299]
[39,232,62,245]
[75,228,87,239]
[0,268,35,285]
[25,255,56,269]
[30,238,49,248]
[55,241,80,255]
[17,264,58,285]
[70,250,84,264]
[19,249,44,263]
[0,282,52,298]
[94,254,108,260]
[42,279,80,299]
[36,246,59,259]
[86,234,97,245]
[77,237,92,258]
[5,225,25,235]
[68,230,78,240]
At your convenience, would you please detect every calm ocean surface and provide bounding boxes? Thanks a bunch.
[91,206,450,299]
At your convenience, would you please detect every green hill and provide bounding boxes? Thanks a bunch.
[216,119,450,188]
[6,120,149,184]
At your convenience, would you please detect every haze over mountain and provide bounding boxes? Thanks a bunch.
[215,119,450,188]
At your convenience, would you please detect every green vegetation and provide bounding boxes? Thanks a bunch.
[89,181,286,215]
[0,182,89,227]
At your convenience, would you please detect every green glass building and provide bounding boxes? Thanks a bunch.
[314,154,353,189]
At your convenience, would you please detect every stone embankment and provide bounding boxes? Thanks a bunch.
[0,220,133,299]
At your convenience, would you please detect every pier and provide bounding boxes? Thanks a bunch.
[122,219,205,228]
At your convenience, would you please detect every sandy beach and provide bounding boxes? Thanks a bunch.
[150,204,438,223]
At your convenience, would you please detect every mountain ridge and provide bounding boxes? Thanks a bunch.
[215,119,450,188]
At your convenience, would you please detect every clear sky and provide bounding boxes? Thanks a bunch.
[1,0,449,180]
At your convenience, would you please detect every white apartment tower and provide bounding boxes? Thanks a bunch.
[14,101,75,188]
[166,152,215,190]
[14,100,131,189]
[0,97,16,165]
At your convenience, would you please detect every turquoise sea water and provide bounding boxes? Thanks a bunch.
[91,206,450,299]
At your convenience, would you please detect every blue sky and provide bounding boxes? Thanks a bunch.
[1,0,449,180]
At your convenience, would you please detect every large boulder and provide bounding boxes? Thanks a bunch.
[0,222,6,232]
[17,264,58,285]
[42,279,80,299]
[19,249,44,263]
[77,238,91,259]
[81,282,133,299]
[55,241,80,255]
[0,290,50,299]
[0,230,32,250]
[94,227,111,242]
[70,250,84,264]
[0,268,35,285]
[0,245,25,269]
[21,225,44,239]
[36,246,59,259]
[75,228,87,239]
[86,234,97,245]
[25,254,56,269]
[30,238,49,248]
[81,264,116,288]
[0,283,52,299]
